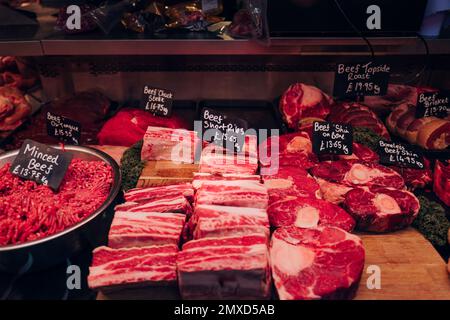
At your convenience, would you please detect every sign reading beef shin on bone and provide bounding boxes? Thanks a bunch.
[142,86,173,117]
[416,90,450,119]
[377,140,425,170]
[333,61,391,98]
[46,112,81,145]
[312,121,353,156]
[10,139,73,191]
[201,107,248,153]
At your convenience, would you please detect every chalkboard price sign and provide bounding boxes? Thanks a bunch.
[142,86,173,117]
[312,121,353,155]
[201,108,248,153]
[46,112,81,145]
[10,139,73,191]
[416,91,449,119]
[333,61,391,98]
[377,140,424,169]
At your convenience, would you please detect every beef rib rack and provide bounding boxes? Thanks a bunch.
[268,197,355,232]
[311,160,405,190]
[270,226,365,300]
[343,186,420,232]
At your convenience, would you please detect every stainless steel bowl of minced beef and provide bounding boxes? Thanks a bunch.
[0,145,121,273]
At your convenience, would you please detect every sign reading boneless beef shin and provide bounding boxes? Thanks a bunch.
[377,140,425,169]
[312,121,353,156]
[142,86,173,117]
[10,139,73,191]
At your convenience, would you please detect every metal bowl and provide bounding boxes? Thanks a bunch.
[0,145,121,273]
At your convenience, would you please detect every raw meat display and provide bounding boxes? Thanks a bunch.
[88,244,178,291]
[315,178,354,205]
[270,226,365,300]
[199,140,258,175]
[279,83,333,130]
[328,102,390,140]
[434,160,450,207]
[115,195,193,216]
[259,132,318,170]
[344,186,420,232]
[192,172,260,190]
[195,180,269,210]
[363,84,418,116]
[0,86,32,131]
[177,233,271,299]
[268,197,355,232]
[320,143,380,163]
[97,108,188,147]
[11,91,111,147]
[389,159,433,190]
[386,102,450,150]
[311,160,405,190]
[262,166,321,199]
[109,212,185,248]
[124,183,194,203]
[186,205,269,240]
[0,159,112,246]
[141,126,201,163]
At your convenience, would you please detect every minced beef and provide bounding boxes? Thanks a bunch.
[0,159,113,246]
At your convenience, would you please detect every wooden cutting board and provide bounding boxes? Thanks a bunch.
[137,160,199,188]
[355,228,450,300]
[97,228,450,300]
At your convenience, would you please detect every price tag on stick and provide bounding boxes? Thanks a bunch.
[312,121,353,156]
[201,108,248,153]
[333,61,391,98]
[142,86,173,117]
[10,139,73,191]
[416,90,450,119]
[46,112,81,145]
[377,140,425,170]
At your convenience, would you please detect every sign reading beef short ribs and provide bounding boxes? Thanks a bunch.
[377,140,424,169]
[46,112,81,145]
[10,139,73,191]
[201,107,248,153]
[312,121,353,156]
[416,90,449,119]
[142,86,173,117]
[333,61,390,97]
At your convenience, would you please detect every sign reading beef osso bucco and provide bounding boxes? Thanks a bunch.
[201,108,248,153]
[46,112,81,145]
[377,140,425,169]
[10,139,73,191]
[333,61,390,98]
[312,121,353,156]
[142,86,173,117]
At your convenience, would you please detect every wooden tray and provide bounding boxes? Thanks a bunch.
[137,160,199,188]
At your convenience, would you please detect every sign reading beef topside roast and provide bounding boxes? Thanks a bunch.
[46,112,81,145]
[312,121,353,156]
[142,86,173,117]
[10,139,73,191]
[201,107,248,153]
[377,140,424,169]
[416,90,450,119]
[333,61,391,97]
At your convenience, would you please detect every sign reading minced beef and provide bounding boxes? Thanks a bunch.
[10,139,73,190]
[0,157,112,246]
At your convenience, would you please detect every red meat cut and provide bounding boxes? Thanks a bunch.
[177,233,271,299]
[124,183,194,203]
[270,226,365,300]
[343,186,420,232]
[434,160,450,206]
[311,160,405,189]
[268,197,355,232]
[115,194,193,216]
[279,83,333,130]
